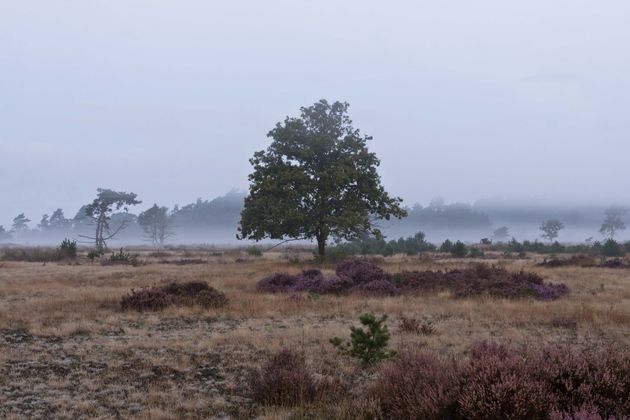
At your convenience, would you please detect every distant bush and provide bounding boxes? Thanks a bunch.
[328,231,435,256]
[330,313,396,367]
[57,239,77,259]
[398,264,570,300]
[467,246,484,258]
[601,239,624,257]
[439,239,453,253]
[107,248,136,265]
[249,348,318,406]
[87,250,102,261]
[450,241,467,258]
[371,342,630,419]
[121,281,228,311]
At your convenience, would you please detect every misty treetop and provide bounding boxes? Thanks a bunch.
[238,99,407,258]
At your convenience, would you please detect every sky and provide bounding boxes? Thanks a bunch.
[2,1,630,227]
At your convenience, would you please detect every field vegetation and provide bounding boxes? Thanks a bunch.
[1,246,630,418]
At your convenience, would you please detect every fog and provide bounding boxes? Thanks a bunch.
[2,1,630,244]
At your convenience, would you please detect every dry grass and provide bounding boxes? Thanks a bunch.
[1,249,630,417]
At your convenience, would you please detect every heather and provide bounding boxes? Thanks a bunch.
[398,264,570,300]
[372,342,630,419]
[248,349,318,406]
[256,261,568,300]
[121,280,228,311]
[256,260,400,296]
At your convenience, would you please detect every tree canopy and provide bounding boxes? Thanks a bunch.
[238,99,406,258]
[82,188,141,252]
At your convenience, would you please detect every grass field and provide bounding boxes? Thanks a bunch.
[1,248,630,418]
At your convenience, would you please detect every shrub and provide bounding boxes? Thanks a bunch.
[450,241,467,258]
[120,287,174,311]
[439,239,453,253]
[371,342,630,419]
[108,248,134,265]
[330,313,395,367]
[467,246,484,258]
[399,264,570,300]
[601,239,624,257]
[458,342,555,419]
[249,349,318,406]
[256,273,298,293]
[57,238,77,259]
[371,349,460,419]
[121,281,228,311]
[335,259,391,285]
[87,250,102,261]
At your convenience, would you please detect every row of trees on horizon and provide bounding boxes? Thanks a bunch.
[2,100,629,257]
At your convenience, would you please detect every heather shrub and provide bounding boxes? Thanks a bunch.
[533,347,630,417]
[120,287,174,311]
[256,273,298,293]
[370,342,630,419]
[249,349,318,406]
[399,264,570,300]
[121,281,227,311]
[335,259,391,285]
[353,279,401,296]
[330,313,395,367]
[458,342,555,419]
[371,349,460,419]
[162,281,228,308]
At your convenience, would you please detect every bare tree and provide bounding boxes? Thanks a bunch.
[138,204,174,248]
[540,219,564,243]
[80,188,141,253]
[600,206,628,239]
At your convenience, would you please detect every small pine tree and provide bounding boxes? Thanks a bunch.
[451,240,467,258]
[439,239,454,253]
[330,313,395,366]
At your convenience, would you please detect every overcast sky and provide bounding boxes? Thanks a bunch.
[2,1,629,226]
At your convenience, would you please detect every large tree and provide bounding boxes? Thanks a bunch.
[238,99,406,259]
[138,204,174,248]
[81,188,141,252]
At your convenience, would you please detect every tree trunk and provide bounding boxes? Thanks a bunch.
[317,237,326,261]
